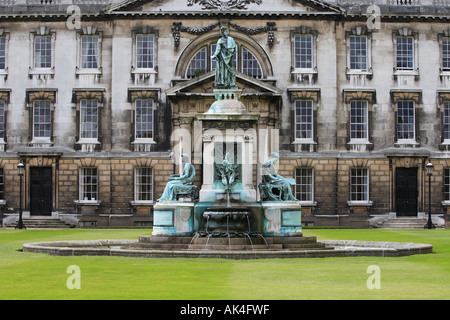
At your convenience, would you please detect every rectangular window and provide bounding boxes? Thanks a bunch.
[0,100,5,140]
[294,34,313,69]
[135,167,153,201]
[33,100,51,139]
[349,36,368,71]
[135,99,153,139]
[81,35,99,69]
[443,37,450,71]
[396,36,414,70]
[445,169,450,201]
[80,99,98,139]
[295,100,313,140]
[136,34,154,69]
[80,167,98,201]
[34,35,52,69]
[350,168,369,202]
[0,37,6,70]
[444,101,450,140]
[350,101,368,140]
[295,167,313,202]
[397,100,415,140]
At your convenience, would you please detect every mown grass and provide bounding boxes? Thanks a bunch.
[0,228,449,300]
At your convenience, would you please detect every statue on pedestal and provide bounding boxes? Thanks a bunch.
[259,152,297,201]
[158,154,197,202]
[211,26,237,88]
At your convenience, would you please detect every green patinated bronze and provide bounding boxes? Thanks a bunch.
[158,154,197,202]
[211,26,237,88]
[259,152,297,201]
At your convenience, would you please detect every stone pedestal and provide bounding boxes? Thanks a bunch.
[262,201,302,236]
[196,88,259,203]
[152,202,194,236]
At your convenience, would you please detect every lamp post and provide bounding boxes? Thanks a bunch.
[15,162,26,230]
[424,161,435,229]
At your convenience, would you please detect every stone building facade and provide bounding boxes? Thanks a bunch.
[0,0,449,227]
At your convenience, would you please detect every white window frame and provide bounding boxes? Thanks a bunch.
[294,167,315,205]
[445,168,450,202]
[32,100,52,142]
[79,167,98,202]
[442,37,450,72]
[241,46,263,79]
[0,30,9,77]
[350,168,370,203]
[396,100,416,142]
[350,100,369,142]
[444,101,450,143]
[293,34,314,71]
[134,99,154,142]
[134,167,154,203]
[393,29,418,75]
[79,99,99,141]
[186,46,208,78]
[29,28,55,77]
[132,32,157,72]
[294,99,314,143]
[348,35,369,72]
[76,28,102,76]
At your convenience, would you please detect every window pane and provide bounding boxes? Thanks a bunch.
[396,36,414,70]
[135,167,153,201]
[350,101,368,139]
[242,47,263,79]
[34,36,52,69]
[445,169,450,201]
[80,99,98,139]
[135,99,153,139]
[397,100,415,140]
[81,35,99,69]
[186,46,207,78]
[0,37,6,70]
[349,36,367,70]
[33,100,51,139]
[295,100,313,139]
[80,167,98,201]
[443,38,450,70]
[294,34,313,69]
[350,168,368,201]
[295,168,313,202]
[136,34,154,69]
[444,102,450,140]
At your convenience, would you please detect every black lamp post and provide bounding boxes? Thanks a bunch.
[424,161,435,229]
[15,162,26,230]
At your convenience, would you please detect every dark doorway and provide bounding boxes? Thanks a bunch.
[30,167,52,216]
[395,167,418,216]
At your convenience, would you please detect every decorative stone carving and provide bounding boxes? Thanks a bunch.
[187,0,262,10]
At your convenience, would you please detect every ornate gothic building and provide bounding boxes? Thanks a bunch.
[0,0,449,227]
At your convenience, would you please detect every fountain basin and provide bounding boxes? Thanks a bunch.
[22,238,434,259]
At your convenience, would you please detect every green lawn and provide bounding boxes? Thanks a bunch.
[0,228,449,300]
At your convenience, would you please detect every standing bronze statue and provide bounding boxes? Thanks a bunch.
[211,26,237,88]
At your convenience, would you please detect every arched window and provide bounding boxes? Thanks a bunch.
[185,40,263,79]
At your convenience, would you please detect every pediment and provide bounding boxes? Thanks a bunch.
[166,70,283,98]
[108,0,342,14]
